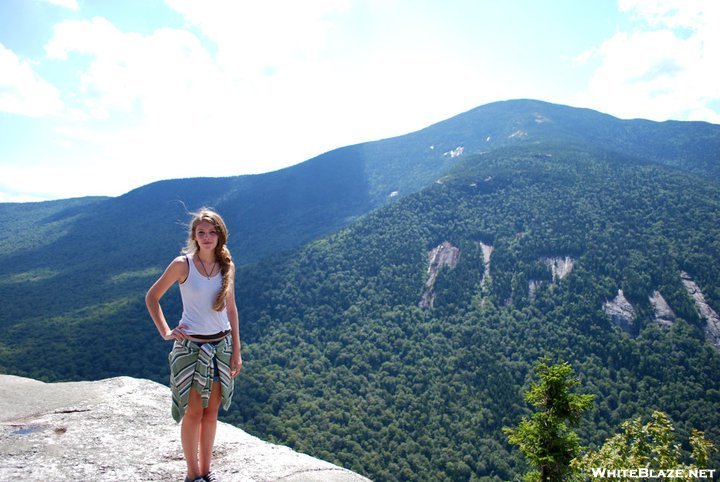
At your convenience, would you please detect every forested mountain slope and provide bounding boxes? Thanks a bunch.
[1,100,720,480]
[226,143,720,480]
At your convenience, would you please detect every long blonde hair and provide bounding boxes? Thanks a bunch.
[183,208,233,311]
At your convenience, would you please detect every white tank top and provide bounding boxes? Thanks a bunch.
[178,253,231,335]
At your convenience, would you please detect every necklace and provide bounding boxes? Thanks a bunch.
[198,257,216,279]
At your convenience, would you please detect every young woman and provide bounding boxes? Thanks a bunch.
[146,209,242,482]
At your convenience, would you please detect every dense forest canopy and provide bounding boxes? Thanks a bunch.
[227,144,720,480]
[1,100,719,480]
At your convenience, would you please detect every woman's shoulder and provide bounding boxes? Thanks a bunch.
[170,254,190,266]
[167,255,191,278]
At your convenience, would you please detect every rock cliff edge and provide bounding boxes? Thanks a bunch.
[0,375,370,482]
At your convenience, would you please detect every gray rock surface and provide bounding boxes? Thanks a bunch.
[528,256,574,301]
[0,375,371,482]
[603,289,636,334]
[681,271,720,348]
[649,290,676,327]
[541,256,574,282]
[528,279,543,301]
[479,242,493,287]
[419,241,460,309]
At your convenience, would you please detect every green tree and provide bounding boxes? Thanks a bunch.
[572,411,716,481]
[504,357,595,482]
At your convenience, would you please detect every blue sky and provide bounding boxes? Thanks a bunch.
[1,0,718,202]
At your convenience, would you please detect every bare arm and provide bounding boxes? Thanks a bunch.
[225,263,243,377]
[146,256,189,341]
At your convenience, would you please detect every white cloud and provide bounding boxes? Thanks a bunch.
[0,43,63,117]
[43,17,254,178]
[619,0,709,29]
[0,159,132,202]
[165,0,350,77]
[575,0,720,123]
[0,164,71,202]
[3,1,555,201]
[46,17,225,120]
[35,3,505,199]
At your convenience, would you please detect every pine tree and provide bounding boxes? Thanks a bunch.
[504,357,594,482]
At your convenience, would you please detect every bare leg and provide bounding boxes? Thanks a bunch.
[199,381,223,476]
[181,389,204,480]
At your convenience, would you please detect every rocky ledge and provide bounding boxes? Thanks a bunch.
[681,271,720,347]
[603,289,637,335]
[0,375,370,482]
[419,241,461,309]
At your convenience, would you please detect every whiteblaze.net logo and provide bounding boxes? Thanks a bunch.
[590,468,716,479]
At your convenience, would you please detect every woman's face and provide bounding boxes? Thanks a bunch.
[194,220,219,252]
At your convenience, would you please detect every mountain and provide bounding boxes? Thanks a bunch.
[2,99,718,334]
[1,99,720,480]
[3,99,718,267]
[227,142,720,480]
[0,374,370,481]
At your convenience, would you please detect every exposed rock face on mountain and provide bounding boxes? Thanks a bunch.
[649,290,676,327]
[542,256,574,282]
[419,241,460,309]
[603,289,637,335]
[0,375,370,482]
[681,272,720,348]
[528,280,542,301]
[601,274,720,347]
[479,242,493,287]
[529,256,575,300]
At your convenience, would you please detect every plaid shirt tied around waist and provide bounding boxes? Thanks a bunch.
[168,335,234,423]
